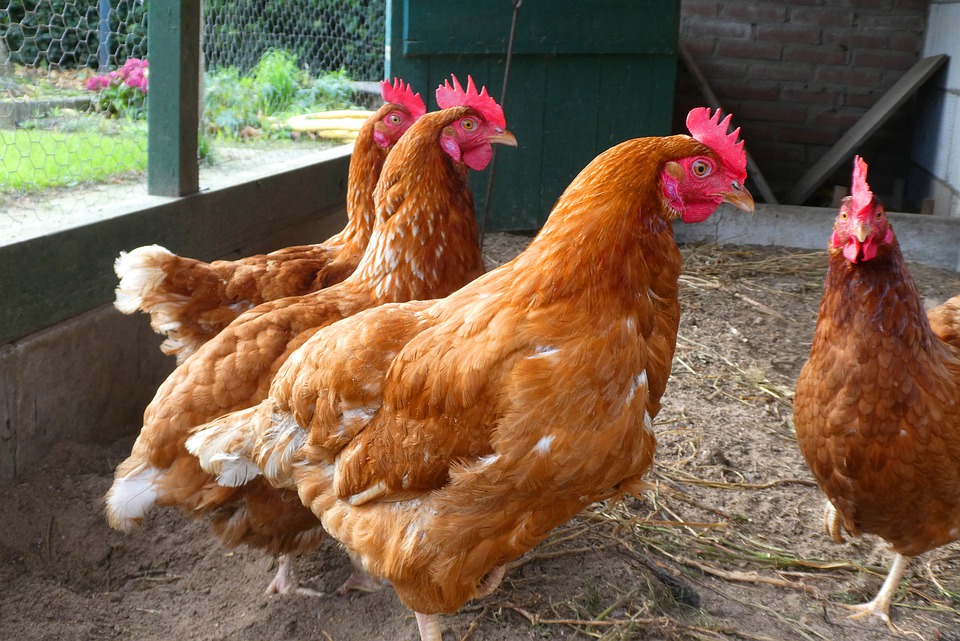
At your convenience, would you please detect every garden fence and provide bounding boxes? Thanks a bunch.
[0,0,385,227]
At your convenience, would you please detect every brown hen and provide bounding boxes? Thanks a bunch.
[794,156,960,633]
[188,107,754,640]
[114,78,426,364]
[105,75,517,596]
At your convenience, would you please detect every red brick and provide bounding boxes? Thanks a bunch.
[850,0,892,8]
[846,91,881,108]
[887,32,922,53]
[736,99,809,124]
[858,14,925,31]
[750,61,813,82]
[790,7,854,27]
[686,16,752,39]
[746,140,807,164]
[681,36,716,56]
[697,57,750,78]
[681,0,719,17]
[853,49,919,71]
[710,79,781,102]
[778,125,841,146]
[780,87,845,107]
[816,66,882,88]
[810,108,865,129]
[822,28,888,49]
[757,24,821,44]
[719,3,787,23]
[716,39,782,60]
[783,43,847,65]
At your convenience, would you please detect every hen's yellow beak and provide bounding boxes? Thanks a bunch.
[488,128,518,147]
[724,181,755,213]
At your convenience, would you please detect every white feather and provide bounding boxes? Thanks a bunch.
[104,465,161,531]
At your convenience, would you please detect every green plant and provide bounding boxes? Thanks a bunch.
[0,127,146,192]
[252,50,302,115]
[203,50,360,141]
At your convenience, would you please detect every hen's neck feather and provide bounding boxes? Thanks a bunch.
[330,110,390,251]
[485,135,705,313]
[348,109,482,302]
[816,241,937,354]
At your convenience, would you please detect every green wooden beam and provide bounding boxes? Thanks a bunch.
[147,0,200,196]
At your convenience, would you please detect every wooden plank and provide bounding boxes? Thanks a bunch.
[679,44,778,205]
[784,53,948,205]
[147,0,200,197]
[1,153,350,345]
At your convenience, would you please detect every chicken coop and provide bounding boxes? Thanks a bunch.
[4,0,960,639]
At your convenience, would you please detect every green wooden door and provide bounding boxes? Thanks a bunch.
[386,0,679,231]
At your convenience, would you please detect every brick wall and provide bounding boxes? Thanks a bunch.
[675,0,929,207]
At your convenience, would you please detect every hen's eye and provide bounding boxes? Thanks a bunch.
[875,210,883,220]
[461,118,477,131]
[840,212,848,220]
[387,113,402,125]
[692,160,711,177]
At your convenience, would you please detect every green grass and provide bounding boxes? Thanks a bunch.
[0,128,147,193]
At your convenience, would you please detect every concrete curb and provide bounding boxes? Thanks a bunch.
[674,203,960,272]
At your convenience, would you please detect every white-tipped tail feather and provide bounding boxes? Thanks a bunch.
[104,464,162,531]
[186,407,263,487]
[114,245,176,314]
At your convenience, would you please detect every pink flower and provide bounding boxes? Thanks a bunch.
[84,75,110,91]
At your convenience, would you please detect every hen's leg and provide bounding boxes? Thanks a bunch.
[823,501,845,543]
[264,554,324,597]
[845,553,918,637]
[414,612,442,641]
[334,560,387,595]
[476,565,506,598]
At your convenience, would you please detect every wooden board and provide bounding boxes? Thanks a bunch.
[679,44,778,205]
[784,54,948,205]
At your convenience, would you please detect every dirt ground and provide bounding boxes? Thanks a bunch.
[2,232,960,641]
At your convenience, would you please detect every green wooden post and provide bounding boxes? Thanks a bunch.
[147,0,200,197]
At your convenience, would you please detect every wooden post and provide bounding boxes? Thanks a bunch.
[147,0,200,197]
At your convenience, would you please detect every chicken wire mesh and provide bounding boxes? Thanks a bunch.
[0,0,384,232]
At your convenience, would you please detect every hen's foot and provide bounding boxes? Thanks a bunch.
[264,554,325,597]
[334,566,388,596]
[843,553,920,638]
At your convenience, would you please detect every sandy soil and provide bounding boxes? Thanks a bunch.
[2,232,960,641]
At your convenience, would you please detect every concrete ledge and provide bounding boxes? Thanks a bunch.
[1,305,174,480]
[675,203,960,271]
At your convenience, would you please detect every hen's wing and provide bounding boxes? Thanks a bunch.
[928,294,960,351]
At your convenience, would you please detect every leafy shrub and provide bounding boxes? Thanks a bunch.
[203,50,360,140]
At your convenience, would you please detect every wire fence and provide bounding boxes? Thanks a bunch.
[0,0,385,230]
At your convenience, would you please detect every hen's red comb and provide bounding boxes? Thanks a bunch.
[380,77,426,119]
[686,107,747,180]
[435,74,505,128]
[851,155,874,216]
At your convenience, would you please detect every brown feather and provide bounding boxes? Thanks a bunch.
[107,107,489,563]
[238,134,728,614]
[794,240,960,556]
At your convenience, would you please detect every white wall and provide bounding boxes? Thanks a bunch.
[914,1,960,217]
